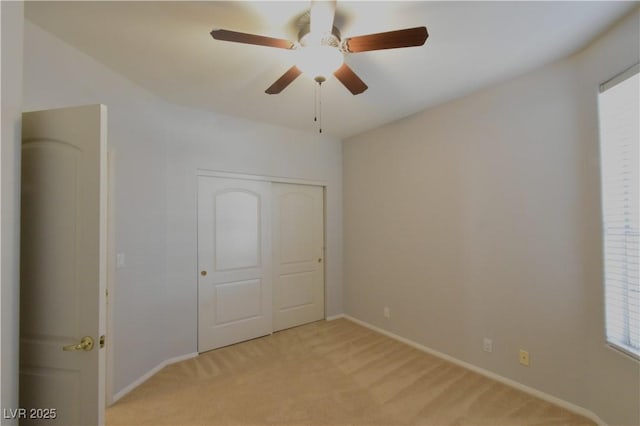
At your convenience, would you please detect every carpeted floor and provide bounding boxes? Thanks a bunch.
[107,319,594,425]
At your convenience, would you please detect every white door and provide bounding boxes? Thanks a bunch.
[272,183,324,331]
[197,177,272,352]
[20,105,107,425]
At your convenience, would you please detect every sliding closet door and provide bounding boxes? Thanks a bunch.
[197,177,272,352]
[272,183,325,331]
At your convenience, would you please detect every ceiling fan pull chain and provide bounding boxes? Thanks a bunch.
[314,76,326,134]
[319,80,323,134]
[314,82,318,123]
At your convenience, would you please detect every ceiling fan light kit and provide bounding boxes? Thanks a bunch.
[210,0,428,132]
[295,24,344,79]
[295,45,343,79]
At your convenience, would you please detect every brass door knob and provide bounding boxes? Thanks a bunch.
[63,336,94,352]
[200,270,207,276]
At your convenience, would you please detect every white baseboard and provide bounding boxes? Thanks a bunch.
[111,352,198,403]
[325,314,346,321]
[343,315,606,426]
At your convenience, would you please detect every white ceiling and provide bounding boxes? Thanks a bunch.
[25,1,636,138]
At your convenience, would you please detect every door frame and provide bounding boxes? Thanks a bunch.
[106,148,116,405]
[197,169,326,188]
[196,169,328,330]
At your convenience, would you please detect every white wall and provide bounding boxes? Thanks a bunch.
[1,2,23,424]
[23,20,169,397]
[22,21,343,397]
[343,8,639,426]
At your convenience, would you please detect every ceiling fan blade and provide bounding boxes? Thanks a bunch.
[265,66,303,94]
[333,63,368,95]
[344,27,428,53]
[310,0,336,35]
[211,29,294,50]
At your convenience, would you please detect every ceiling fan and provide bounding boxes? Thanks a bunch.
[210,0,428,96]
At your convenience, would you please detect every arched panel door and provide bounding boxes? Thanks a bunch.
[20,105,107,425]
[197,177,272,352]
[272,183,324,331]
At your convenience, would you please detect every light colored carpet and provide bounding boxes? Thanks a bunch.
[107,319,594,425]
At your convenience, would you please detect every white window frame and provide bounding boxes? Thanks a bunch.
[598,64,640,360]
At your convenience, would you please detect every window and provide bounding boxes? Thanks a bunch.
[598,64,639,359]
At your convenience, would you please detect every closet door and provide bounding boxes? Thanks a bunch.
[197,177,272,352]
[272,183,325,331]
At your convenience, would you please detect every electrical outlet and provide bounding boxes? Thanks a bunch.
[519,349,530,366]
[483,338,493,353]
[383,307,390,318]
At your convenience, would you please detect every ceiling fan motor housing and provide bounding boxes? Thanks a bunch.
[298,24,342,50]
